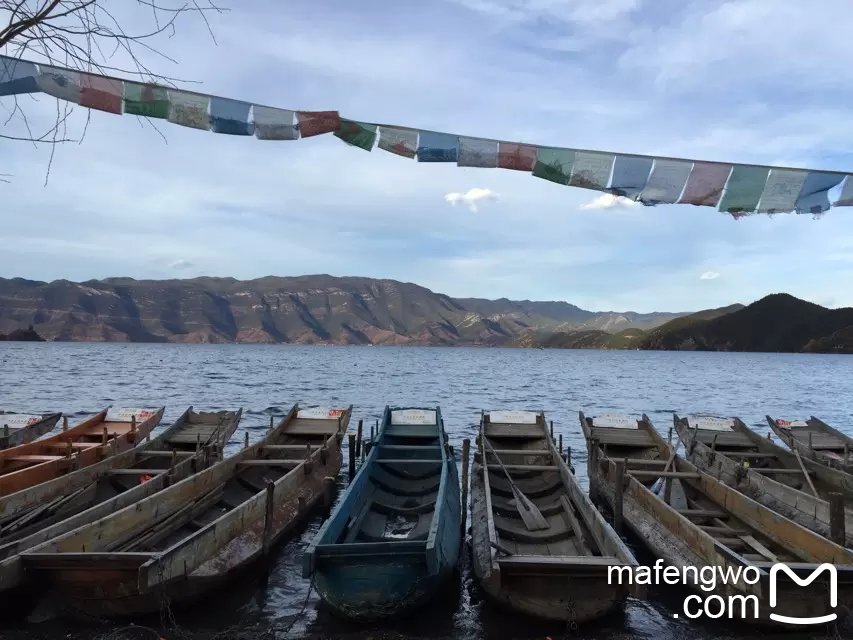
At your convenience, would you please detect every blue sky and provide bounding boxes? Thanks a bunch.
[3,0,853,312]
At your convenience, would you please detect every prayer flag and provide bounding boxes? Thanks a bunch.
[498,143,537,171]
[569,151,614,190]
[124,82,169,119]
[609,156,653,199]
[533,148,575,185]
[79,73,123,114]
[378,126,418,158]
[457,137,498,167]
[253,106,298,140]
[297,110,340,137]
[678,162,731,206]
[37,66,81,103]
[756,169,808,213]
[639,159,692,205]
[795,172,844,214]
[417,131,458,162]
[334,119,377,151]
[0,56,38,96]
[167,90,210,130]
[210,97,254,135]
[717,165,769,214]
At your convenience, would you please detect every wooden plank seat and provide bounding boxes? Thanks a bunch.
[376,459,443,464]
[108,468,168,476]
[8,454,66,462]
[484,424,543,439]
[629,471,701,479]
[498,555,622,569]
[44,442,98,450]
[677,509,727,518]
[588,428,655,446]
[137,450,196,457]
[751,468,813,475]
[491,494,564,517]
[487,472,563,499]
[693,432,754,447]
[383,425,439,438]
[236,459,300,468]
[494,515,573,544]
[485,464,557,472]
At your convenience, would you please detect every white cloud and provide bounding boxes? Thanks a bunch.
[700,271,720,281]
[169,259,194,270]
[444,187,499,212]
[580,194,639,210]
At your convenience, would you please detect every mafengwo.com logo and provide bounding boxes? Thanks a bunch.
[608,560,838,624]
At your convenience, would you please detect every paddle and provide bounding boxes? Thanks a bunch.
[484,439,549,531]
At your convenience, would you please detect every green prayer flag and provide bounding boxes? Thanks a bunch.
[334,119,377,151]
[533,148,575,185]
[123,82,169,119]
[718,165,769,214]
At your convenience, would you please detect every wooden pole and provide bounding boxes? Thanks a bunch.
[792,448,819,497]
[322,476,335,512]
[558,433,563,456]
[566,445,572,467]
[550,420,554,441]
[130,415,137,439]
[808,431,813,450]
[356,419,363,457]
[111,433,118,457]
[102,425,108,445]
[244,431,249,449]
[269,415,274,432]
[263,481,275,556]
[845,443,850,465]
[62,416,68,431]
[348,434,356,484]
[667,426,672,445]
[663,475,673,505]
[461,438,470,541]
[829,492,846,546]
[613,459,626,534]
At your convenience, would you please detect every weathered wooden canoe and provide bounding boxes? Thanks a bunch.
[581,411,853,625]
[676,414,853,548]
[471,410,637,623]
[0,413,62,449]
[304,406,460,620]
[21,404,351,617]
[0,407,163,497]
[768,415,853,474]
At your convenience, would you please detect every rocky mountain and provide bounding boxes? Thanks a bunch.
[0,325,44,341]
[0,275,685,345]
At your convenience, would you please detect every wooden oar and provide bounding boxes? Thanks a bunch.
[484,439,549,531]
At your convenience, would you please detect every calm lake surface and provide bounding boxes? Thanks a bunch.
[1,343,852,639]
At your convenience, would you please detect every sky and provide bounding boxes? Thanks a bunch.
[3,0,853,313]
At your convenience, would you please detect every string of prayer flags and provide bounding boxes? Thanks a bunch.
[167,90,210,130]
[533,148,575,185]
[0,57,38,96]
[609,156,654,199]
[498,143,537,171]
[79,73,123,114]
[678,162,731,206]
[253,106,298,140]
[334,119,377,151]
[297,110,340,138]
[717,165,769,214]
[377,126,418,158]
[417,131,458,162]
[37,66,81,103]
[795,172,844,214]
[457,137,498,167]
[569,151,614,191]
[756,169,808,214]
[639,159,693,205]
[210,97,254,135]
[124,82,170,119]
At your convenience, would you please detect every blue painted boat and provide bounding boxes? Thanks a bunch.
[303,406,461,620]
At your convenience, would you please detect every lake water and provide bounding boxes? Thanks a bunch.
[1,343,852,639]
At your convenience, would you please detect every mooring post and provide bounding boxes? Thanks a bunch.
[558,433,563,456]
[808,431,813,450]
[244,431,249,449]
[829,492,846,546]
[2,424,8,444]
[667,426,673,446]
[62,416,68,431]
[566,445,572,467]
[263,481,275,556]
[461,438,470,542]
[348,434,356,483]
[196,431,201,453]
[102,425,108,445]
[170,449,178,473]
[550,420,554,441]
[322,476,335,513]
[356,419,363,458]
[613,459,626,534]
[130,414,137,440]
[111,433,118,457]
[269,415,274,432]
[845,443,850,465]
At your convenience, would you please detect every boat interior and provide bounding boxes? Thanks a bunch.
[772,416,852,463]
[580,412,667,489]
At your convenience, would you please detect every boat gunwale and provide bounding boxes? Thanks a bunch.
[0,412,62,449]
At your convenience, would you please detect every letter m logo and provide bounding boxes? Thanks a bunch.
[769,563,837,625]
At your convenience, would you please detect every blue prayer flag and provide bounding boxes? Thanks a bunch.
[210,97,254,136]
[610,156,654,199]
[417,131,458,163]
[0,56,38,96]
[795,172,844,214]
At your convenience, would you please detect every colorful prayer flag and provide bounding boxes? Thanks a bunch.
[833,175,853,206]
[639,159,693,205]
[756,169,808,213]
[378,127,418,158]
[297,110,340,138]
[123,82,169,119]
[417,131,458,162]
[210,97,254,135]
[533,148,575,185]
[37,66,81,103]
[717,165,769,214]
[569,151,614,191]
[678,162,731,206]
[0,57,38,96]
[253,106,298,140]
[795,172,844,214]
[334,119,377,151]
[167,90,210,130]
[498,143,537,171]
[609,156,653,199]
[79,73,123,114]
[457,137,498,167]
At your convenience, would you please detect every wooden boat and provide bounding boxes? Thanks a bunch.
[675,414,853,547]
[304,406,460,620]
[0,413,62,449]
[580,411,853,624]
[471,410,638,623]
[767,415,853,474]
[0,407,163,497]
[20,404,350,617]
